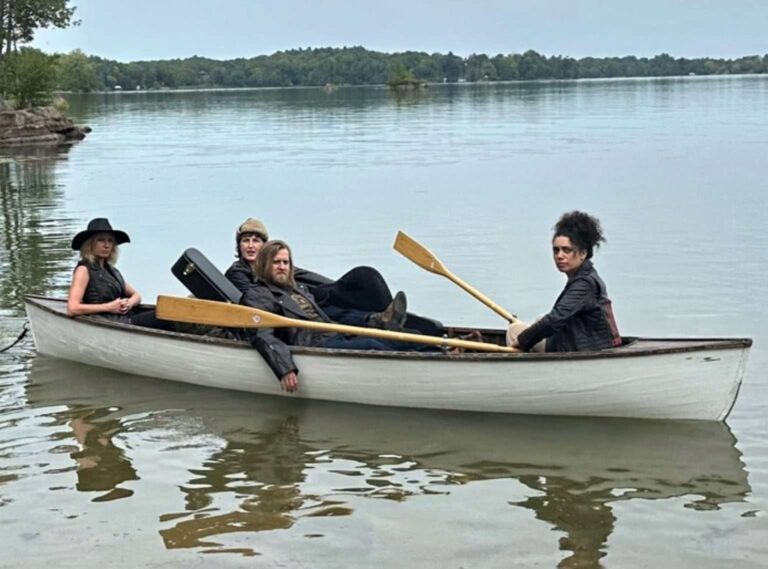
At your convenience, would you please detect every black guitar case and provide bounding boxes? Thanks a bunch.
[171,248,242,304]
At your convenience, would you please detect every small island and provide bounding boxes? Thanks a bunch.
[387,77,428,91]
[386,65,428,91]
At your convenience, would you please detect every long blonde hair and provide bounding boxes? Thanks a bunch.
[79,235,119,266]
[255,240,295,288]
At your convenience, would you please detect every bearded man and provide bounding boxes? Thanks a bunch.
[242,240,429,393]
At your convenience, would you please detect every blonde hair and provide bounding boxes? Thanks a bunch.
[79,234,119,266]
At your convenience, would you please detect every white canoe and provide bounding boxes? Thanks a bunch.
[24,295,752,421]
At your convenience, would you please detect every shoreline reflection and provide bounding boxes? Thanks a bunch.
[0,145,79,314]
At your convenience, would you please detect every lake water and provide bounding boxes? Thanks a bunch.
[1,76,767,567]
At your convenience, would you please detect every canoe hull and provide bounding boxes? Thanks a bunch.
[24,296,750,421]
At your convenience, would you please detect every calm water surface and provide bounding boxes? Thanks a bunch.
[1,77,767,567]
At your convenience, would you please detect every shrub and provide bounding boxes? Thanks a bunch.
[0,48,59,108]
[52,95,70,112]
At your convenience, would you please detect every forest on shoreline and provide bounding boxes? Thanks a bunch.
[2,2,767,105]
[56,46,768,92]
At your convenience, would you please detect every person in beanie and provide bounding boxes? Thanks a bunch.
[507,211,621,352]
[225,218,411,332]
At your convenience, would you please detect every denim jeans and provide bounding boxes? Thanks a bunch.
[318,334,438,352]
[322,305,371,327]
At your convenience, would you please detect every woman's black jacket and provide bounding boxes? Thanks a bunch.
[516,260,617,352]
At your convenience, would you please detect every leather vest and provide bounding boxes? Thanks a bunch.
[77,260,126,305]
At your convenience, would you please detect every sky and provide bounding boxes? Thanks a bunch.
[32,0,768,62]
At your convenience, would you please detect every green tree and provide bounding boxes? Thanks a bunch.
[518,50,547,79]
[56,48,97,91]
[441,52,463,82]
[0,0,78,56]
[465,54,499,81]
[649,53,678,76]
[0,46,57,106]
[387,62,415,86]
[493,54,519,80]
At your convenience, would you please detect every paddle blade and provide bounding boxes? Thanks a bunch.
[393,231,448,276]
[156,295,288,329]
[394,230,519,324]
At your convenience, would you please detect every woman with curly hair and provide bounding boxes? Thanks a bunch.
[507,211,621,352]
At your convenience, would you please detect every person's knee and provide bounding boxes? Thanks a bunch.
[339,266,386,288]
[505,322,528,347]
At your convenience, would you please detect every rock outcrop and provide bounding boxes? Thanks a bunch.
[0,107,91,146]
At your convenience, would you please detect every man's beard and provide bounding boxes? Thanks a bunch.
[272,272,290,287]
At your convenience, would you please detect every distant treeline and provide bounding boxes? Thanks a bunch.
[55,46,768,92]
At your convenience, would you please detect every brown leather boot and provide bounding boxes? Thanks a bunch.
[367,291,407,330]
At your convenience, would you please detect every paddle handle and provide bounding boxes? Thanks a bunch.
[445,273,520,324]
[156,296,520,353]
[289,318,518,352]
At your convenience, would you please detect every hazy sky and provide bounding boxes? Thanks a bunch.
[32,0,768,62]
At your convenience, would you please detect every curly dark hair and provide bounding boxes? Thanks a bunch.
[553,211,605,259]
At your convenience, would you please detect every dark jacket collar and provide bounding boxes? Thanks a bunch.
[233,258,256,279]
[568,259,594,281]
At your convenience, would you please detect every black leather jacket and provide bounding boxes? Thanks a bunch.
[241,280,336,380]
[517,260,617,352]
[225,259,333,295]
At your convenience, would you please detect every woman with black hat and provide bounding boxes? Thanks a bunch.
[67,218,146,323]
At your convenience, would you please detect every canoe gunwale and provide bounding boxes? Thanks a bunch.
[24,295,753,362]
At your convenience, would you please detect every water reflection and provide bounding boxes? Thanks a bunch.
[0,145,77,314]
[64,406,139,501]
[160,415,304,549]
[23,356,750,563]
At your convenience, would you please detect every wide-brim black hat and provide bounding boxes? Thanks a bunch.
[71,218,131,251]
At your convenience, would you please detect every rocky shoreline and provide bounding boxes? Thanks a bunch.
[0,104,91,146]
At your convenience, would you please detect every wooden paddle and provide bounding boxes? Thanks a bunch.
[393,231,520,323]
[156,295,519,353]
